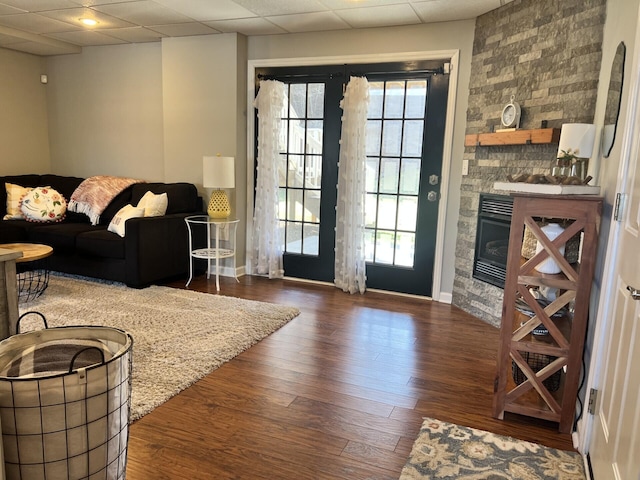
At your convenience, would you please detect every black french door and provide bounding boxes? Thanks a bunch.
[255,61,449,296]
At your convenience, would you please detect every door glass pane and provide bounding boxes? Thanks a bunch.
[307,120,323,154]
[368,82,384,117]
[365,194,377,228]
[384,81,405,118]
[382,120,402,156]
[395,232,415,267]
[376,195,397,230]
[366,120,382,155]
[397,196,418,231]
[379,158,399,194]
[302,224,319,255]
[278,154,287,187]
[306,155,322,188]
[375,230,395,264]
[400,159,420,195]
[402,120,424,157]
[278,188,286,219]
[287,189,303,221]
[289,120,305,153]
[304,190,320,221]
[365,158,379,192]
[364,229,375,262]
[307,83,324,118]
[405,80,427,118]
[286,222,302,254]
[288,155,304,187]
[289,84,306,117]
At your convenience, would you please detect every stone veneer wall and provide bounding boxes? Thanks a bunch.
[452,0,607,327]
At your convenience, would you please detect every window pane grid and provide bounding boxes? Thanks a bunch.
[280,82,324,257]
[364,79,426,267]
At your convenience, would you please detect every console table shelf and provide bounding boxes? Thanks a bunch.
[492,193,602,433]
[465,128,560,147]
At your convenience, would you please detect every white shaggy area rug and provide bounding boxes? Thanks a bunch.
[16,274,300,421]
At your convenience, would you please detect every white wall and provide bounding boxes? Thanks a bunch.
[45,43,164,180]
[0,48,50,174]
[247,21,476,297]
[161,33,248,263]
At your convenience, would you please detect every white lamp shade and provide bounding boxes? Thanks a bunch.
[557,123,596,159]
[203,156,235,189]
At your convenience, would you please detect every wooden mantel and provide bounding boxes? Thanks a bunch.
[465,128,561,147]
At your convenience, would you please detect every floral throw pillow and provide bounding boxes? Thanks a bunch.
[20,186,67,223]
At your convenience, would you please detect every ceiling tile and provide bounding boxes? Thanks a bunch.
[0,30,23,43]
[152,0,257,22]
[46,28,126,45]
[0,4,26,14]
[98,25,164,42]
[38,7,135,29]
[319,0,408,8]
[147,22,219,36]
[203,17,285,35]
[335,4,421,28]
[0,12,79,33]
[267,11,349,33]
[92,0,194,25]
[0,0,81,11]
[3,38,79,54]
[233,0,327,16]
[411,0,501,22]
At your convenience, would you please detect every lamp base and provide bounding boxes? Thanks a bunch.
[207,190,230,218]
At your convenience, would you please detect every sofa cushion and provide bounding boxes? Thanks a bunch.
[130,183,199,214]
[0,220,29,243]
[26,223,98,252]
[76,229,125,259]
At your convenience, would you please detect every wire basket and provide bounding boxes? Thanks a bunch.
[511,352,561,392]
[0,314,133,480]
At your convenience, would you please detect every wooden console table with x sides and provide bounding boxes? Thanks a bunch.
[492,193,602,433]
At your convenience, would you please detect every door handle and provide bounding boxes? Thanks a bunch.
[626,285,640,300]
[427,191,439,202]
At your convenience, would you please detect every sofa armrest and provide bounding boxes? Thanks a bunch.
[123,213,199,287]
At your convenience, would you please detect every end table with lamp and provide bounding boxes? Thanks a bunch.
[185,216,240,291]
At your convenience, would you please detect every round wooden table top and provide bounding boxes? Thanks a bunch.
[0,243,53,263]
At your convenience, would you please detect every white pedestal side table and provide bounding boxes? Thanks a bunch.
[185,216,240,291]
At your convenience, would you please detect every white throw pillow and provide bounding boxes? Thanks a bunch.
[136,191,168,217]
[20,186,67,223]
[4,183,33,220]
[107,204,145,237]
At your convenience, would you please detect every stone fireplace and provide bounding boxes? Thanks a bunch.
[451,0,606,327]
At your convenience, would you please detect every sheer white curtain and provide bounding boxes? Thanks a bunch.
[252,80,286,278]
[334,76,370,294]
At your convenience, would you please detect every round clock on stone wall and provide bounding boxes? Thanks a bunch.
[500,94,521,129]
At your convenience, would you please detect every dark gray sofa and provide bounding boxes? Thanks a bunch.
[0,174,204,288]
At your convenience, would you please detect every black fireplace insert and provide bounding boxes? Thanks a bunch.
[473,193,514,288]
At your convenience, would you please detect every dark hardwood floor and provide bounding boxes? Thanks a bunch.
[126,274,576,479]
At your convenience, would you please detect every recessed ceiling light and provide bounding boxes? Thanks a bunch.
[79,18,98,26]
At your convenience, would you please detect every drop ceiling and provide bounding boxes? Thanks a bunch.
[0,0,513,56]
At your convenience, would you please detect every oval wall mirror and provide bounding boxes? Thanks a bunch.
[603,41,626,158]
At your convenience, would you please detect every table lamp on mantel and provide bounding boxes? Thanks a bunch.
[203,155,235,218]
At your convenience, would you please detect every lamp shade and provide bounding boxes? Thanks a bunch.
[203,156,235,189]
[557,123,596,159]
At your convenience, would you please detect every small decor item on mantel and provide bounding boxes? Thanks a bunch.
[497,94,521,131]
[553,123,596,181]
[506,173,593,186]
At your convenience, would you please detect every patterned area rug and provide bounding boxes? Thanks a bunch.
[17,274,300,421]
[400,418,586,480]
